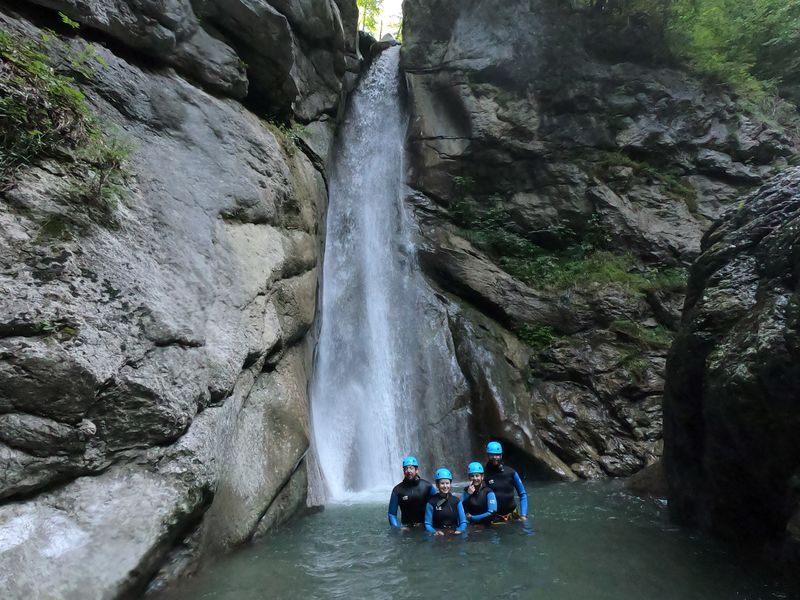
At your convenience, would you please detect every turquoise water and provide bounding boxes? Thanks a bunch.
[162,482,797,600]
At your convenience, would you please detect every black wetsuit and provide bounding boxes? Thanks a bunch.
[388,477,435,527]
[461,485,498,523]
[484,462,528,516]
[425,493,467,533]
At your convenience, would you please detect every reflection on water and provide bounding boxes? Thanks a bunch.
[162,481,797,600]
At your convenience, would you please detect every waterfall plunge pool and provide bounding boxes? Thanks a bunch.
[161,480,796,600]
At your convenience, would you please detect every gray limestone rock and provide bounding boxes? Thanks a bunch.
[171,26,249,98]
[0,465,211,600]
[198,0,349,119]
[0,10,330,596]
[190,346,313,554]
[664,167,800,570]
[24,0,248,97]
[20,0,358,118]
[26,0,197,54]
[447,301,578,481]
[401,0,798,481]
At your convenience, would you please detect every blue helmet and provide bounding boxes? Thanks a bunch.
[434,468,453,481]
[402,456,419,468]
[467,462,484,474]
[486,441,503,455]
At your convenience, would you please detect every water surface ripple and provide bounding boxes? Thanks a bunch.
[163,482,797,600]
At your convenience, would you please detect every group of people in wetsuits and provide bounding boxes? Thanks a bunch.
[387,441,529,535]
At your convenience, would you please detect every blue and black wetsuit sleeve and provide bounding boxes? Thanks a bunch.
[460,491,471,522]
[388,491,401,528]
[513,472,528,517]
[429,484,437,496]
[456,502,467,532]
[469,491,498,523]
[424,502,436,534]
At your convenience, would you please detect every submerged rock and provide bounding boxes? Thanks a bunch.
[663,167,800,568]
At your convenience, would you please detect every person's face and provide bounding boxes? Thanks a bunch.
[403,465,418,480]
[437,479,452,494]
[469,472,484,486]
[488,453,502,466]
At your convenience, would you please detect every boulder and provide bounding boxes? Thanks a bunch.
[0,465,211,599]
[663,167,800,567]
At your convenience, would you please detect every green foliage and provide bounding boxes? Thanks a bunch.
[620,351,651,382]
[0,29,89,179]
[33,319,79,338]
[593,151,697,212]
[386,16,403,42]
[279,122,308,146]
[357,0,384,36]
[448,177,687,295]
[71,127,133,205]
[610,320,674,349]
[0,28,129,205]
[668,0,800,97]
[514,324,558,352]
[646,267,687,293]
[571,0,800,100]
[58,11,80,30]
[266,120,308,157]
[37,215,72,240]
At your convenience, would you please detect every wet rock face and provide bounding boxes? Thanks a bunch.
[402,0,797,479]
[663,168,800,564]
[0,3,346,595]
[23,0,359,119]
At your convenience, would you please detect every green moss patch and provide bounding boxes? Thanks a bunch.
[592,151,698,212]
[448,180,687,296]
[513,323,559,352]
[0,28,130,209]
[610,320,674,350]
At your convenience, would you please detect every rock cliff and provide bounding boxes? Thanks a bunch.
[663,167,800,571]
[401,0,798,480]
[0,0,357,597]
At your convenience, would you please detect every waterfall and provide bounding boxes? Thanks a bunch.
[310,47,419,499]
[310,46,473,501]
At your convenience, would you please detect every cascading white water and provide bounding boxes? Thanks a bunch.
[310,47,423,499]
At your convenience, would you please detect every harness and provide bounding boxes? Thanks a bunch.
[429,493,460,529]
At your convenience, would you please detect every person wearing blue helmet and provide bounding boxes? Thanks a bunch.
[461,462,498,525]
[484,441,529,522]
[388,456,436,530]
[425,468,467,535]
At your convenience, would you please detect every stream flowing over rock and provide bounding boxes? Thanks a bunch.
[0,0,358,597]
[400,0,798,481]
[663,167,800,570]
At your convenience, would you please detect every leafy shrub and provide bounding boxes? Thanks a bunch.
[593,151,697,212]
[610,320,674,349]
[0,28,129,205]
[447,179,687,295]
[571,0,800,103]
[514,324,558,352]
